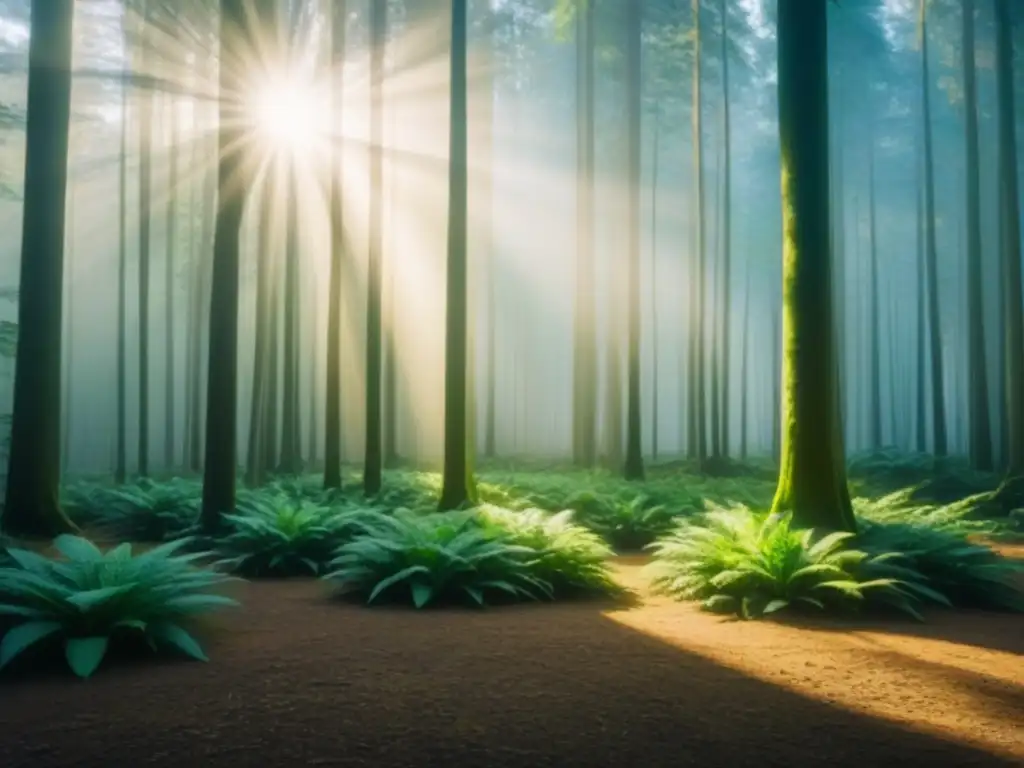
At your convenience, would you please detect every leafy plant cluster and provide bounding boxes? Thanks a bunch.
[0,536,237,678]
[646,503,1024,621]
[325,506,620,608]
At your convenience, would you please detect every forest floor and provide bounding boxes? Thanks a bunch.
[0,552,1021,767]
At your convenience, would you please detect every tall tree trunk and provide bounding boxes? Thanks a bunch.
[920,0,948,457]
[363,0,386,496]
[739,266,750,459]
[62,185,74,474]
[650,105,660,462]
[478,0,497,462]
[116,13,129,484]
[3,0,77,537]
[439,0,473,510]
[245,178,273,486]
[961,0,993,471]
[915,146,927,453]
[323,0,347,490]
[200,0,256,532]
[278,166,301,474]
[867,134,882,448]
[691,0,707,465]
[572,0,597,468]
[995,0,1024,479]
[164,88,179,470]
[719,0,732,459]
[137,35,153,478]
[624,0,644,481]
[770,0,855,533]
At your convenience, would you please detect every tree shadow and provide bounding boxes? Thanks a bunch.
[772,608,1024,657]
[0,579,1017,767]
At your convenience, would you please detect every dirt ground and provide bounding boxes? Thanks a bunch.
[0,556,1021,768]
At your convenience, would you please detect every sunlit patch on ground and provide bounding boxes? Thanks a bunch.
[604,557,1024,761]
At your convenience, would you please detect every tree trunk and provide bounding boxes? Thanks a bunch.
[719,0,732,459]
[691,0,707,465]
[200,0,255,532]
[323,0,347,490]
[920,2,948,457]
[623,0,644,481]
[995,0,1024,478]
[650,105,660,462]
[363,0,386,496]
[2,0,77,537]
[770,0,855,533]
[116,12,128,484]
[137,35,153,478]
[164,86,179,470]
[739,266,750,459]
[961,0,993,471]
[439,0,473,510]
[868,133,882,448]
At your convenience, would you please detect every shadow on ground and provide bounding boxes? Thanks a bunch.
[0,579,1017,768]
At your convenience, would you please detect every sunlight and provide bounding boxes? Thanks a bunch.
[247,71,330,156]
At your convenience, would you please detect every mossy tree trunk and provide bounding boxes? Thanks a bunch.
[164,80,179,470]
[3,0,77,537]
[439,0,474,511]
[867,133,882,449]
[769,0,856,534]
[623,0,644,482]
[689,0,707,465]
[718,0,732,460]
[650,105,660,462]
[137,19,153,478]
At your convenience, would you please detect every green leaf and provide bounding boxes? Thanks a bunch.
[65,636,109,678]
[763,599,790,615]
[411,581,434,608]
[53,535,105,562]
[149,622,208,661]
[0,621,63,669]
[367,565,431,604]
[66,584,134,610]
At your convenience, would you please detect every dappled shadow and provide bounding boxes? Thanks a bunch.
[0,579,1017,767]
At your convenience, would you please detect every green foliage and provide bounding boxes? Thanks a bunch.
[324,510,552,608]
[476,504,620,595]
[0,536,238,678]
[215,495,365,577]
[857,519,1024,612]
[64,479,202,541]
[646,507,940,620]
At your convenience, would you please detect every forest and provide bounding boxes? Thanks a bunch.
[0,0,1022,766]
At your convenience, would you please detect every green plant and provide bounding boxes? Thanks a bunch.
[476,505,621,596]
[0,535,238,678]
[324,510,551,608]
[645,506,943,620]
[571,493,679,550]
[64,479,202,541]
[216,495,364,577]
[857,519,1024,611]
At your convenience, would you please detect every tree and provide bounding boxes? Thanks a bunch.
[769,0,856,533]
[2,0,77,537]
[323,0,347,490]
[960,0,993,471]
[439,0,474,511]
[363,0,386,497]
[623,0,644,481]
[994,0,1024,486]
[200,0,259,532]
[116,5,129,485]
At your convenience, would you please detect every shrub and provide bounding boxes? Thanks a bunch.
[476,505,621,596]
[64,479,201,541]
[324,510,552,608]
[645,507,943,620]
[0,535,238,678]
[857,519,1024,612]
[568,492,679,550]
[216,495,365,577]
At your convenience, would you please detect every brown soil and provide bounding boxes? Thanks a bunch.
[0,558,1021,768]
